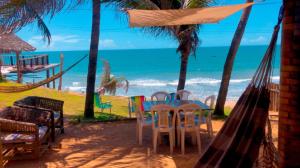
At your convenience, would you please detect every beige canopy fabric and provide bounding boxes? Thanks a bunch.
[0,33,36,54]
[128,3,254,27]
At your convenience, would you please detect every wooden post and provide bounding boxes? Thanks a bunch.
[46,69,50,88]
[0,55,2,81]
[16,52,22,83]
[58,53,64,91]
[52,67,56,89]
[279,1,300,167]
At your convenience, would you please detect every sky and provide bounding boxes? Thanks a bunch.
[16,0,282,51]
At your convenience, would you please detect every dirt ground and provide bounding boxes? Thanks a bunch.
[6,119,226,168]
[6,101,278,168]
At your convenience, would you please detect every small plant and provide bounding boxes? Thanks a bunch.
[100,60,129,95]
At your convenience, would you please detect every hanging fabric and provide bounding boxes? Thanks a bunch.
[195,5,283,168]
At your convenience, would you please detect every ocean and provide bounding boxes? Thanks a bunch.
[16,45,280,100]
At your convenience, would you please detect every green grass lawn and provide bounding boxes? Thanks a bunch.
[0,81,130,121]
[0,81,232,121]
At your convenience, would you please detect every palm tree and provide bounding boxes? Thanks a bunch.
[100,60,129,95]
[214,0,253,116]
[0,0,101,119]
[0,0,65,44]
[103,0,210,91]
[84,0,101,118]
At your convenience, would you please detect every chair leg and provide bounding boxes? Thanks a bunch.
[177,128,181,147]
[136,123,139,142]
[209,121,213,137]
[153,130,158,153]
[173,129,176,148]
[207,121,213,137]
[169,131,173,155]
[181,129,185,155]
[195,128,201,154]
[139,125,143,145]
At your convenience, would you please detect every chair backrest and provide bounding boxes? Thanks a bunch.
[166,92,176,102]
[94,92,102,108]
[176,90,192,100]
[151,91,171,101]
[151,104,174,129]
[133,102,146,123]
[129,95,145,113]
[204,95,216,109]
[177,104,203,128]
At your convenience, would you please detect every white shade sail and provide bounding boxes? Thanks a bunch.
[128,3,254,27]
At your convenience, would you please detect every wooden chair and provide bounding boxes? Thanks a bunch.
[14,96,64,141]
[151,91,171,102]
[0,106,52,160]
[135,102,152,145]
[176,90,192,100]
[176,104,203,155]
[204,95,216,137]
[151,104,175,154]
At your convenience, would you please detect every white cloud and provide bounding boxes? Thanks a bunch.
[249,36,266,43]
[99,39,117,48]
[242,36,267,45]
[27,35,81,51]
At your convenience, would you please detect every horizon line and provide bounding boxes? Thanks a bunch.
[33,44,280,52]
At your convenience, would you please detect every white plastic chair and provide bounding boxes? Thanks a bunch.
[151,91,171,102]
[176,90,192,100]
[151,104,175,154]
[204,95,216,137]
[176,104,203,155]
[135,102,152,145]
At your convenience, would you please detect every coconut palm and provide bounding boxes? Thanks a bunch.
[103,0,210,91]
[0,0,101,118]
[100,60,129,95]
[83,0,101,118]
[214,0,253,116]
[0,0,66,44]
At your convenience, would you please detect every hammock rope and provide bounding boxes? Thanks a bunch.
[0,55,88,93]
[195,5,283,168]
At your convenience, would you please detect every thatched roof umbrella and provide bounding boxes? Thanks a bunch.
[0,32,36,83]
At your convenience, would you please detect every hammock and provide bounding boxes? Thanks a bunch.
[194,6,283,168]
[0,55,88,93]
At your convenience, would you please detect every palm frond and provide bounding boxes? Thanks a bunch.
[102,0,159,10]
[0,0,66,43]
[104,0,211,57]
[100,60,129,95]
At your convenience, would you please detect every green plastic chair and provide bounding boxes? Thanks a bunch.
[94,92,112,114]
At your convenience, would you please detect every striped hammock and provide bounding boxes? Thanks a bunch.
[195,6,283,168]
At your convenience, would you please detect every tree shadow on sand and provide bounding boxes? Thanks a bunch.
[7,120,216,168]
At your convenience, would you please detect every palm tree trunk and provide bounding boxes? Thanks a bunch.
[177,53,189,91]
[214,0,253,116]
[84,0,101,118]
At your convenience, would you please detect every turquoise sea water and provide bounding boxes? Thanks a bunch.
[14,45,280,99]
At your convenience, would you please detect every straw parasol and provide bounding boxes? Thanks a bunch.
[0,32,36,82]
[0,33,36,53]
